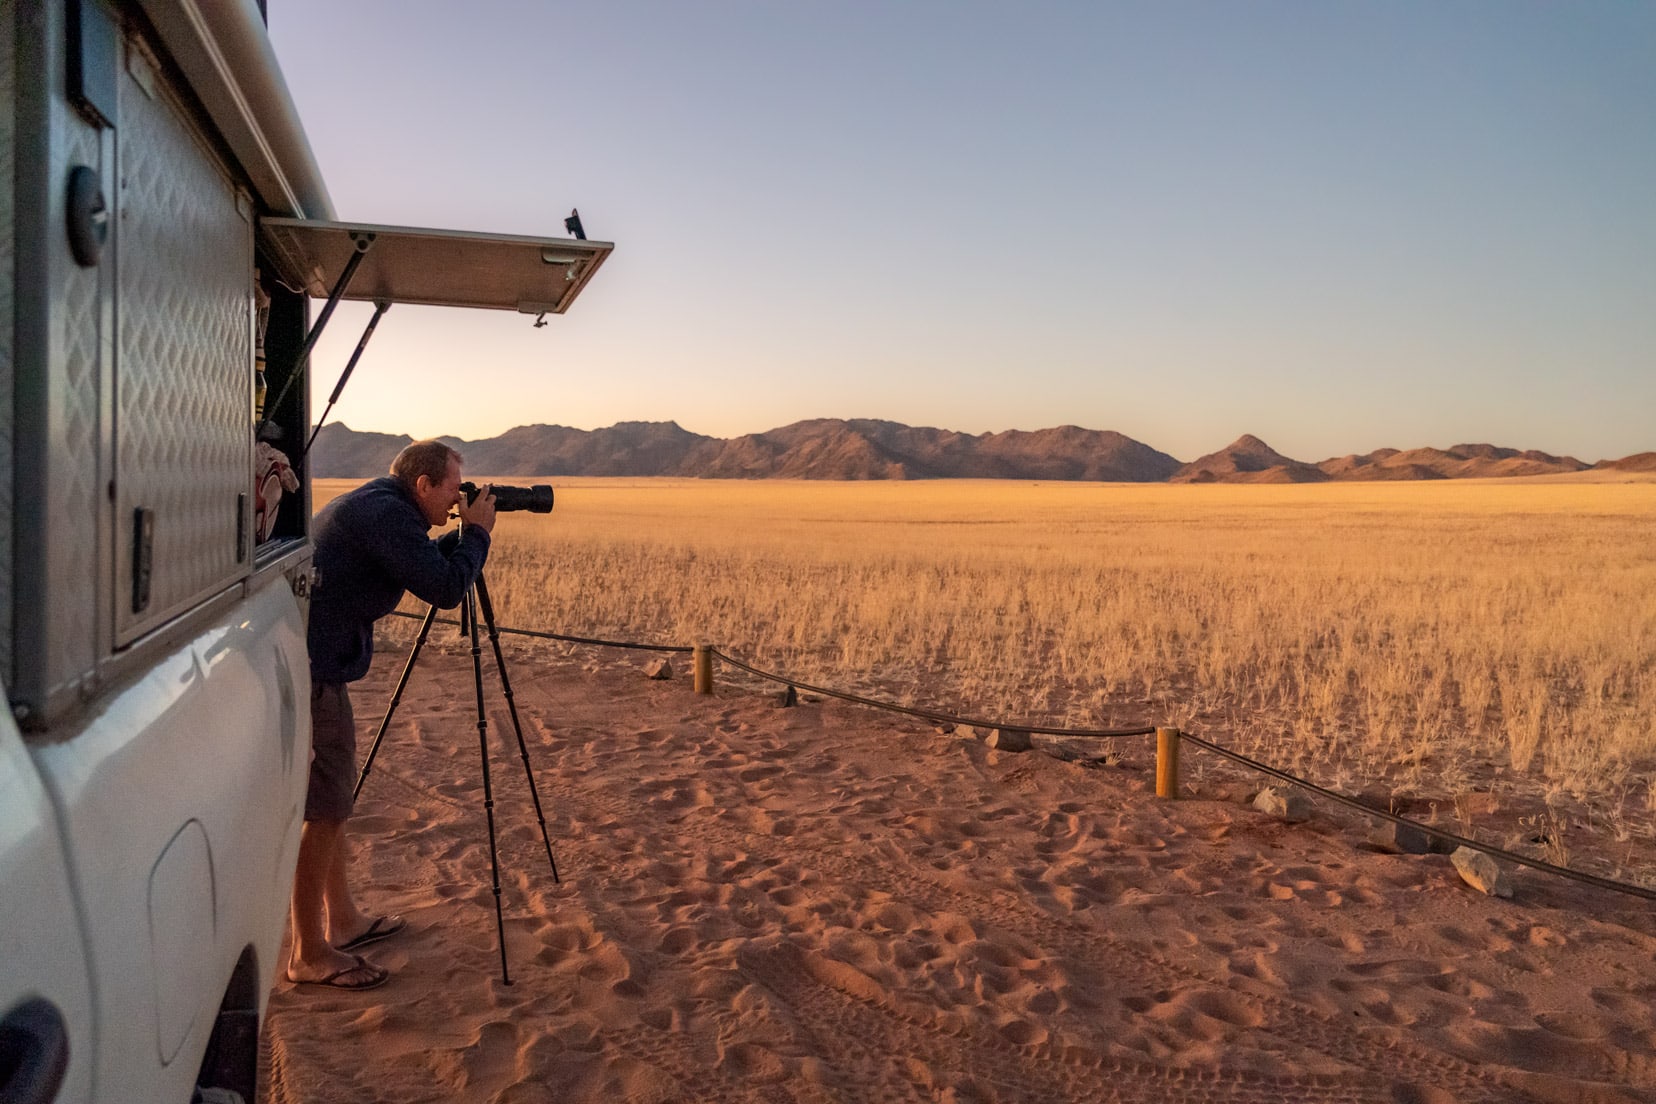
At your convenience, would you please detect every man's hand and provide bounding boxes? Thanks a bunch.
[457,483,496,534]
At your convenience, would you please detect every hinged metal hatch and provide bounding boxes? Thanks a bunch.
[258,218,613,316]
[255,216,615,458]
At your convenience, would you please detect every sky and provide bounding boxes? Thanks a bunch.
[268,1,1656,464]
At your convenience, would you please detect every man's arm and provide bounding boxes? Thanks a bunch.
[368,507,491,610]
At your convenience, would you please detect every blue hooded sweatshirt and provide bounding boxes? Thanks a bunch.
[308,476,491,683]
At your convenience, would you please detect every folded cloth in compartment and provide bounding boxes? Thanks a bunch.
[255,441,301,542]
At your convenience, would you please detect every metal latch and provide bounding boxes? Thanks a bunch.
[132,507,154,613]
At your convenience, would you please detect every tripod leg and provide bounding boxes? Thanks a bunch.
[466,584,513,985]
[354,603,441,801]
[474,573,561,884]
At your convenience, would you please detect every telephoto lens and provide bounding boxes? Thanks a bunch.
[460,481,554,513]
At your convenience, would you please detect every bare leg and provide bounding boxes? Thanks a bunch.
[322,822,374,945]
[287,819,377,983]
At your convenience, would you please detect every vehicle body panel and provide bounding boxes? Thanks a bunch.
[27,575,310,1099]
[0,708,96,1103]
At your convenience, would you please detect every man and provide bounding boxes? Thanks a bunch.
[286,439,497,989]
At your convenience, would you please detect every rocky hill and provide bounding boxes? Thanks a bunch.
[1324,444,1590,480]
[305,424,413,478]
[306,420,1622,483]
[308,419,1182,481]
[1594,451,1656,473]
[1172,435,1331,484]
[1173,437,1591,484]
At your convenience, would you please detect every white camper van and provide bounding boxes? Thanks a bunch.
[1,2,610,1100]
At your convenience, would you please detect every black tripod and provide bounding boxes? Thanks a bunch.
[354,571,560,985]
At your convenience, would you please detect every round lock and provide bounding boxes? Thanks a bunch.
[66,165,109,267]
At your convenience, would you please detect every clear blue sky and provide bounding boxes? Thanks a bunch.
[269,1,1655,463]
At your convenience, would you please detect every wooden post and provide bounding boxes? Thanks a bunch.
[1156,727,1180,799]
[693,644,713,695]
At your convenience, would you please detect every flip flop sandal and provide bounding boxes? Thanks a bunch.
[337,914,407,953]
[288,956,388,991]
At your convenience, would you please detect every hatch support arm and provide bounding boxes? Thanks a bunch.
[301,298,392,466]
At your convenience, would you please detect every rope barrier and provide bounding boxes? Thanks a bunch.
[1178,731,1656,902]
[710,647,1156,739]
[387,608,692,653]
[706,650,1656,901]
[381,610,1656,902]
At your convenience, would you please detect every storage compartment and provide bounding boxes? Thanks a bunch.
[10,5,288,725]
[253,263,310,557]
[113,32,254,645]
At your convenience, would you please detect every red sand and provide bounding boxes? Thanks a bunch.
[260,637,1656,1104]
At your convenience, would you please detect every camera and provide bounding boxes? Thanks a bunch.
[461,480,554,514]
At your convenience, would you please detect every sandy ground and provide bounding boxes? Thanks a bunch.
[259,634,1656,1104]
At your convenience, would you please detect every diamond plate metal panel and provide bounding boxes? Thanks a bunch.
[0,0,15,680]
[8,0,114,722]
[43,102,108,696]
[115,45,253,643]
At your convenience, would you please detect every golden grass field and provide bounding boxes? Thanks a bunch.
[316,475,1656,884]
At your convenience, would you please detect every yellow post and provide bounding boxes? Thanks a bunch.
[1156,727,1180,799]
[693,644,713,695]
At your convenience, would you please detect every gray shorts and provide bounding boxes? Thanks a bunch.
[305,682,358,821]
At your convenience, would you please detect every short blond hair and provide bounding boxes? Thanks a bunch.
[390,439,461,489]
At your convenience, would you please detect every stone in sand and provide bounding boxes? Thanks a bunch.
[986,728,1032,752]
[1253,785,1312,823]
[776,684,799,707]
[1426,831,1461,856]
[1039,738,1087,762]
[1369,818,1433,855]
[644,658,673,680]
[1451,846,1513,898]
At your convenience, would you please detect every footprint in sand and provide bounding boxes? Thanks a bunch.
[1589,985,1656,1018]
[468,1019,520,1083]
[995,1015,1049,1046]
[1140,986,1266,1045]
[1533,1010,1616,1041]
[422,1018,520,1097]
[656,925,698,956]
[714,1040,788,1085]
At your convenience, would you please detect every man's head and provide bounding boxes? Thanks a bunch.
[391,439,464,527]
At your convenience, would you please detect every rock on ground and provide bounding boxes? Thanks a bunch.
[1451,845,1513,898]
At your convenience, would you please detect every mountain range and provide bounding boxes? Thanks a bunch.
[307,420,1651,483]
